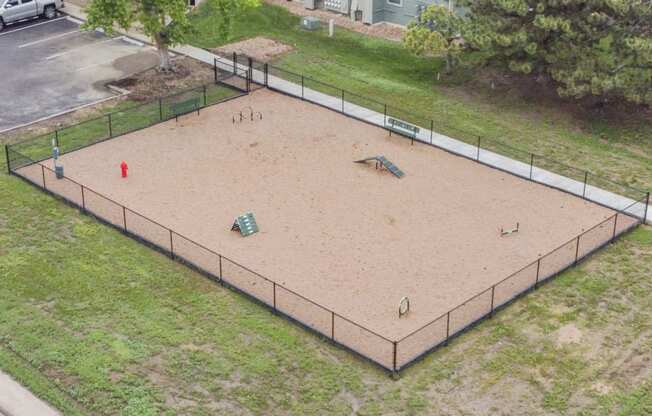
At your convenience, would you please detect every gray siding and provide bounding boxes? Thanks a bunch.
[371,0,458,26]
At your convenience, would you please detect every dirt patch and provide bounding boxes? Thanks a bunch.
[556,324,583,346]
[213,37,294,63]
[111,57,216,102]
[265,0,406,42]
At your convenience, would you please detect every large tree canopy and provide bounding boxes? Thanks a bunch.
[84,0,259,71]
[461,0,652,104]
[404,5,466,74]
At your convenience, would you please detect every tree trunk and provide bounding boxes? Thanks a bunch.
[445,54,453,74]
[154,33,172,72]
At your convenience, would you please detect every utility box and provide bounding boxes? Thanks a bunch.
[303,0,316,10]
[300,16,321,31]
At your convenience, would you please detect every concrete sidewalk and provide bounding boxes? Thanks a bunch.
[0,371,60,416]
[62,4,651,224]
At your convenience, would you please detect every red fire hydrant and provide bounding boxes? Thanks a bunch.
[120,161,128,178]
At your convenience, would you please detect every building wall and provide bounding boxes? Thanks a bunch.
[371,0,458,26]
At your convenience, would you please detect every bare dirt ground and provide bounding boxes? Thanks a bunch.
[213,37,295,62]
[111,57,216,101]
[33,87,626,353]
[265,0,406,42]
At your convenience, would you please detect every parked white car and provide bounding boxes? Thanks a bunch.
[0,0,64,31]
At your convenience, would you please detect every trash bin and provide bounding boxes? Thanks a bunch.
[55,165,64,179]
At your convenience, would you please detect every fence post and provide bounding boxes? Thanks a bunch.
[264,63,268,87]
[4,145,10,174]
[331,311,335,340]
[392,341,397,375]
[341,90,344,113]
[213,58,218,84]
[301,75,304,100]
[574,235,581,265]
[158,98,163,121]
[169,229,174,258]
[582,171,588,198]
[247,57,253,83]
[41,164,46,189]
[476,137,481,161]
[535,258,541,289]
[273,282,277,312]
[107,114,113,138]
[80,185,85,212]
[219,254,223,285]
[644,192,650,224]
[430,120,433,144]
[611,213,618,242]
[529,154,534,180]
[203,85,207,107]
[122,206,127,231]
[232,52,236,75]
[445,311,451,346]
[490,286,495,317]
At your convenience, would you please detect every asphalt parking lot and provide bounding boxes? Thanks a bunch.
[0,16,158,132]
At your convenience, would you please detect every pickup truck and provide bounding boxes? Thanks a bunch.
[0,0,64,31]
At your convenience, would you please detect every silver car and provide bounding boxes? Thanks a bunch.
[0,0,65,31]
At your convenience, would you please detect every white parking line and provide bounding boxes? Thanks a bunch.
[18,29,81,48]
[0,16,67,37]
[44,36,121,60]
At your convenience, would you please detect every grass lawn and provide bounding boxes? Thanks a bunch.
[0,3,650,415]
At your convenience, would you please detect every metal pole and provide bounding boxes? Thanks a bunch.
[535,258,541,288]
[301,75,304,100]
[490,286,495,317]
[264,63,268,87]
[384,104,387,125]
[80,185,85,212]
[445,311,451,346]
[4,145,10,174]
[41,165,46,189]
[203,85,207,107]
[213,58,218,84]
[169,229,174,258]
[232,52,236,75]
[582,171,588,198]
[476,137,481,161]
[248,57,253,83]
[574,235,581,265]
[219,254,223,285]
[108,114,113,138]
[159,98,163,121]
[122,206,127,231]
[644,192,650,224]
[529,154,534,180]
[272,282,277,311]
[331,312,335,340]
[55,130,59,148]
[430,120,433,144]
[392,341,397,373]
[611,213,618,242]
[341,90,344,113]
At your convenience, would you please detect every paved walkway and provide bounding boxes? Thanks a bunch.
[0,370,60,416]
[62,4,651,225]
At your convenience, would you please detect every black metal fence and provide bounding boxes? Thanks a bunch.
[5,53,650,376]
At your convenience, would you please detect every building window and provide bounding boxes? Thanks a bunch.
[387,0,403,7]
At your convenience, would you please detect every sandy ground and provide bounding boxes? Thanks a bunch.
[22,89,633,367]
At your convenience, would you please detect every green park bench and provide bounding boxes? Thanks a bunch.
[385,117,419,144]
